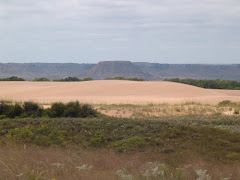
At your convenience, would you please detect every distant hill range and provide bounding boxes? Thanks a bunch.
[0,61,240,81]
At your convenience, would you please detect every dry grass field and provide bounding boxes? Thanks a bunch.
[96,102,238,118]
[1,80,240,105]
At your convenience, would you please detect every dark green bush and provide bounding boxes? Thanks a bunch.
[79,104,96,118]
[7,104,23,118]
[23,102,42,116]
[51,102,65,117]
[0,101,97,119]
[0,101,10,115]
[63,101,81,117]
[50,101,97,118]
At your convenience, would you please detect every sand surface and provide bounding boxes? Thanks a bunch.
[0,80,240,104]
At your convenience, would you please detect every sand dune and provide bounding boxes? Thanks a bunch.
[0,80,239,104]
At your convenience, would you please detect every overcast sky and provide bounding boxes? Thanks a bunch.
[0,0,240,64]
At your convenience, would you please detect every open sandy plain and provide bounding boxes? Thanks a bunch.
[0,80,240,104]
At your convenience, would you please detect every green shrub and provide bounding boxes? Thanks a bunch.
[0,101,11,115]
[0,115,7,120]
[7,104,23,118]
[63,101,81,117]
[8,127,35,143]
[19,113,28,118]
[218,100,234,106]
[90,133,105,147]
[23,102,42,116]
[42,109,56,118]
[49,130,67,145]
[49,101,97,118]
[112,136,146,152]
[0,101,97,119]
[51,102,65,117]
[79,104,97,118]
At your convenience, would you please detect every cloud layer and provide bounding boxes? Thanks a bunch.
[0,0,240,63]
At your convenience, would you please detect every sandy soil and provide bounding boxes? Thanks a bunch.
[0,80,240,104]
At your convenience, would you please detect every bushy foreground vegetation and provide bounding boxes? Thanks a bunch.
[0,146,237,180]
[165,78,240,90]
[0,101,97,119]
[1,115,240,163]
[1,114,240,179]
[0,76,25,81]
[105,76,145,81]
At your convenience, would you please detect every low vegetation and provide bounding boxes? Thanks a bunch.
[0,76,25,81]
[0,145,237,180]
[0,101,97,118]
[0,76,95,82]
[165,78,240,90]
[53,77,93,82]
[33,77,51,81]
[105,76,145,81]
[0,115,240,160]
[0,115,240,179]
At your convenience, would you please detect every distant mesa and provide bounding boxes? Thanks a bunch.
[87,61,151,80]
[0,61,240,81]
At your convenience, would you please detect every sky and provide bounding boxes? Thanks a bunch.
[0,0,240,64]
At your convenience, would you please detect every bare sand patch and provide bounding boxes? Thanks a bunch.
[0,80,240,104]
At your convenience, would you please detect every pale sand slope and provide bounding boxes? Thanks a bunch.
[0,80,240,104]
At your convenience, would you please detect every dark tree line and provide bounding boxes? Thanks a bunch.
[0,76,25,81]
[0,101,97,119]
[165,78,240,90]
[105,77,145,81]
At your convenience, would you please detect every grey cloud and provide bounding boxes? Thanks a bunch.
[0,0,240,63]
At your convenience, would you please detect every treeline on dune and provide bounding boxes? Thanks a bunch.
[0,76,145,82]
[105,76,145,81]
[0,101,97,119]
[0,76,25,81]
[165,78,240,90]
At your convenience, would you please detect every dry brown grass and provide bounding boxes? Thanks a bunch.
[96,102,235,118]
[0,145,239,180]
